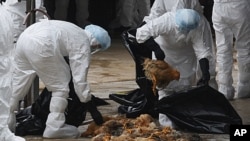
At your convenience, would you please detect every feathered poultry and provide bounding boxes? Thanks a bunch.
[82,114,195,141]
[143,58,180,95]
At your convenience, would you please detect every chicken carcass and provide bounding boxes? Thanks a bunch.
[143,58,180,95]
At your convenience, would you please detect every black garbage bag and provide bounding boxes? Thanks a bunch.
[30,88,51,123]
[16,106,32,123]
[15,106,45,136]
[121,28,158,101]
[109,89,144,106]
[110,29,158,118]
[109,88,158,118]
[155,85,242,134]
[30,83,89,127]
[117,98,158,118]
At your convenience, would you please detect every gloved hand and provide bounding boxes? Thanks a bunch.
[197,58,210,86]
[121,28,139,47]
[122,29,165,60]
[85,100,104,125]
[142,37,165,60]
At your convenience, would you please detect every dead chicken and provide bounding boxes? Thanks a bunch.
[143,58,180,95]
[83,114,198,141]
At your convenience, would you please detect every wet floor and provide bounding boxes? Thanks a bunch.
[25,37,250,141]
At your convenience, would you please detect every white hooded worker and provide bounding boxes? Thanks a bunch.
[0,0,44,140]
[8,20,111,138]
[135,9,216,128]
[212,0,250,99]
[141,0,217,89]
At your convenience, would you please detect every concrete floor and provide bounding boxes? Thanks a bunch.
[24,36,250,141]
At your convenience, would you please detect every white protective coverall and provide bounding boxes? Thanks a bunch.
[142,0,217,87]
[212,0,250,99]
[136,9,216,128]
[0,0,44,140]
[9,20,111,138]
[140,0,217,128]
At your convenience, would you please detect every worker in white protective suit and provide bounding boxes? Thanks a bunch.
[137,0,217,128]
[8,21,111,138]
[212,0,250,100]
[136,9,216,128]
[142,0,217,87]
[0,0,44,140]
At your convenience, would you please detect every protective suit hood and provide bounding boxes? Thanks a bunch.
[175,9,200,33]
[85,24,111,51]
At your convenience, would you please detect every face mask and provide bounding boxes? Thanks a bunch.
[175,26,188,42]
[176,33,187,42]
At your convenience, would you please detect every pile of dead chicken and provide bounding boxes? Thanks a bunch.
[81,114,198,141]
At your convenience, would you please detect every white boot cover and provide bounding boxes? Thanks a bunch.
[43,97,80,138]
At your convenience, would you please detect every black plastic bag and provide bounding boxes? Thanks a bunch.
[30,88,51,123]
[121,29,158,102]
[15,106,45,136]
[109,89,144,106]
[16,115,45,136]
[31,82,88,127]
[16,106,32,123]
[110,29,158,118]
[109,88,158,118]
[155,85,242,134]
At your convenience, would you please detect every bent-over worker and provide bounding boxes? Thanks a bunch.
[8,20,111,138]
